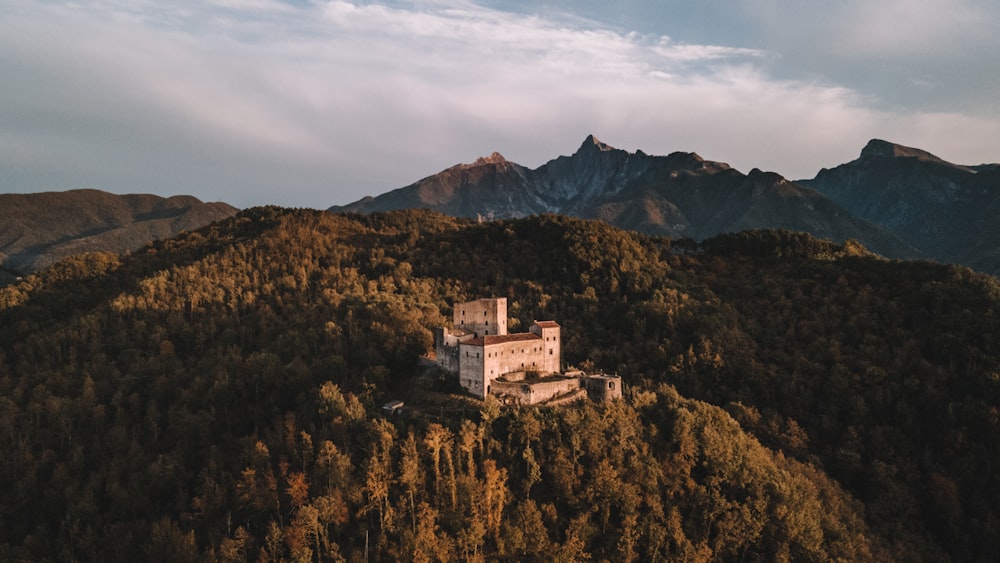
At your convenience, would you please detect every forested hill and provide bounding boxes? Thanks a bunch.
[2,208,999,561]
[0,189,238,279]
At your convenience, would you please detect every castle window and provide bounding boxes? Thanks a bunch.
[609,382,615,389]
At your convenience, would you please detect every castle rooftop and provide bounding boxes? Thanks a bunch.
[465,333,541,347]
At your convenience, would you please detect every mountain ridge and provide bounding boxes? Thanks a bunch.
[859,138,961,166]
[801,139,1000,275]
[331,135,917,259]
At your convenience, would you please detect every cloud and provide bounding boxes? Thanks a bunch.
[827,0,992,58]
[733,0,1000,113]
[735,0,998,57]
[0,0,998,208]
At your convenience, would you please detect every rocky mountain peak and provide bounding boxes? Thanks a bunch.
[574,134,617,156]
[471,152,509,167]
[860,139,946,163]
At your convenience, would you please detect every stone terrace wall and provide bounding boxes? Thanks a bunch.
[491,376,582,405]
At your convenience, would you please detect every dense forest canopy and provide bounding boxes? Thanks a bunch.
[2,207,999,561]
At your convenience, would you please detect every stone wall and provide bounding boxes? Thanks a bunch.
[435,327,477,374]
[491,376,583,406]
[490,372,623,405]
[458,343,485,398]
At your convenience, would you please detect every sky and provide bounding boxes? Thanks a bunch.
[2,0,999,209]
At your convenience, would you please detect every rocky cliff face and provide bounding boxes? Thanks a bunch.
[802,139,1000,275]
[530,135,658,206]
[332,135,915,258]
[0,189,238,276]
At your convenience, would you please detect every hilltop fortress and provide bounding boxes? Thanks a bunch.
[434,297,621,405]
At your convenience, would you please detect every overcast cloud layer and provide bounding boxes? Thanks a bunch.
[2,0,999,208]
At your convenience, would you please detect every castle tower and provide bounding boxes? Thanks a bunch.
[529,320,561,373]
[453,297,507,338]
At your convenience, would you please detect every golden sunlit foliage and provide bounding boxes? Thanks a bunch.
[1,207,999,561]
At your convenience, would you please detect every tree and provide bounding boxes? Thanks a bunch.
[399,432,423,534]
[481,460,508,541]
[363,419,396,534]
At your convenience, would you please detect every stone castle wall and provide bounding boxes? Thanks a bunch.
[491,376,582,405]
[459,333,544,399]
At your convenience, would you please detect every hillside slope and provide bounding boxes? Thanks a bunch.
[0,189,238,276]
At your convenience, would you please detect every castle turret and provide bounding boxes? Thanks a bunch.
[529,320,561,373]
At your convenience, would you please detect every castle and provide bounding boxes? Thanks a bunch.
[434,297,621,405]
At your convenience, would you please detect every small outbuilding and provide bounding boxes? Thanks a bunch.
[381,400,405,416]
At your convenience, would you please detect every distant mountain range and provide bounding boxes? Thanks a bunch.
[801,139,1000,275]
[0,189,237,282]
[332,135,1000,275]
[4,136,998,281]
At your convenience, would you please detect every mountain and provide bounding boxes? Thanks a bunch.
[4,208,1000,560]
[801,139,1000,275]
[332,135,917,259]
[0,189,238,278]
